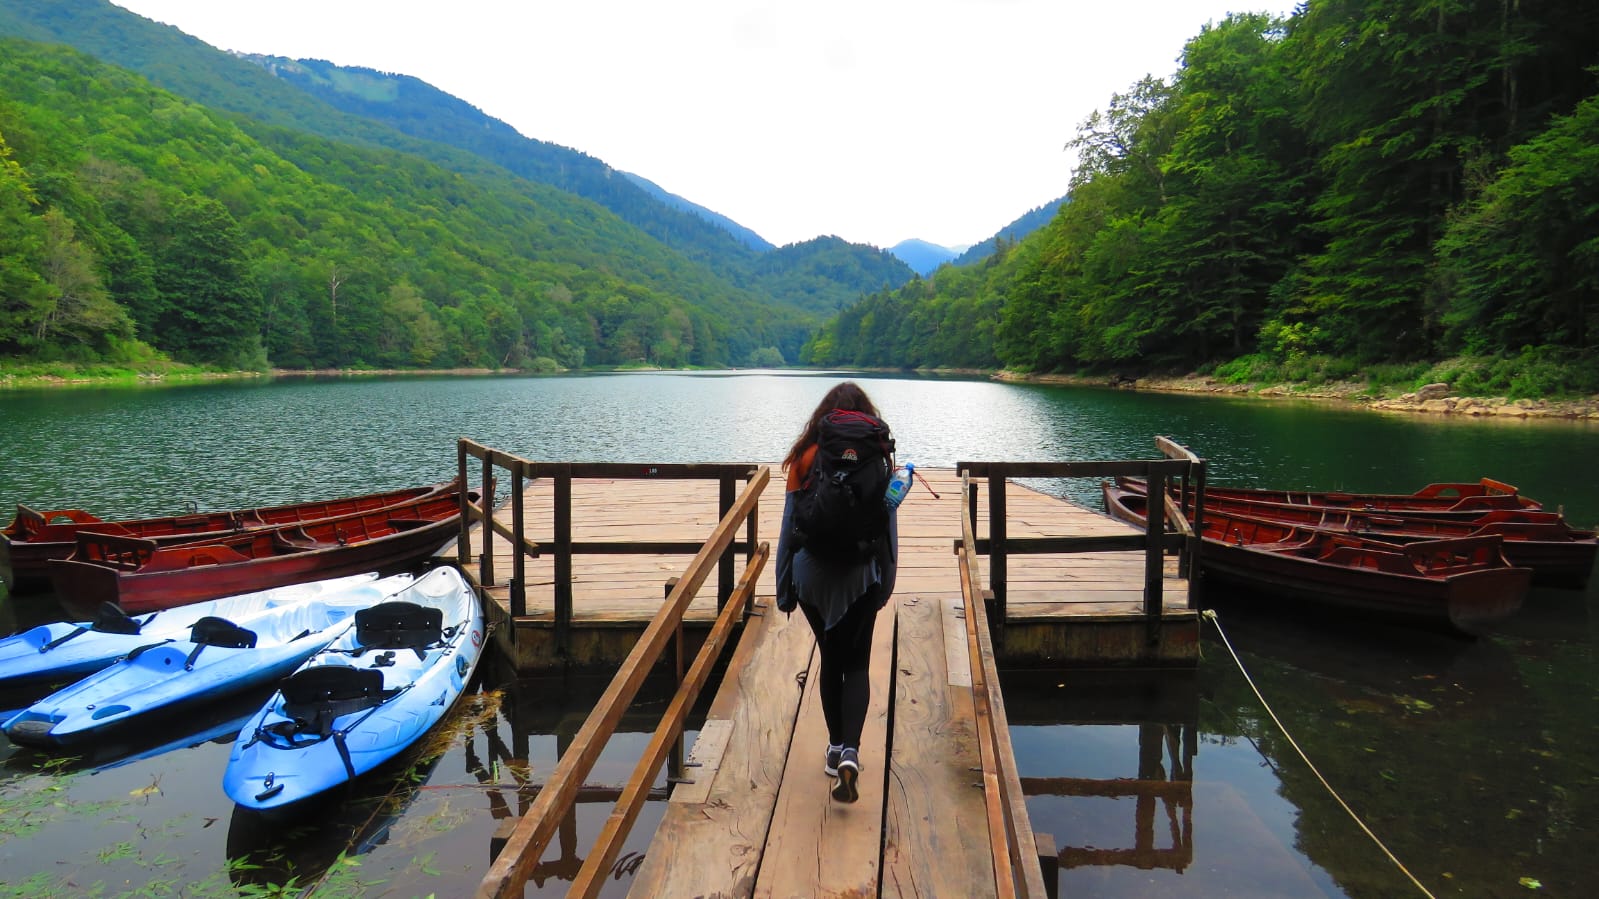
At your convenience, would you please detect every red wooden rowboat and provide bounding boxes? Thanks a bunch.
[1102,481,1531,634]
[1121,476,1541,520]
[1115,477,1595,589]
[1,482,454,594]
[48,486,481,615]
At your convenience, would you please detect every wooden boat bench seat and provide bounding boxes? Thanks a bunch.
[270,528,342,552]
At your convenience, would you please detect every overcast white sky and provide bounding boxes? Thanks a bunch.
[111,1,1293,250]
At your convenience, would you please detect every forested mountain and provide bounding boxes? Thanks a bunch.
[889,240,960,276]
[809,3,1599,396]
[238,54,912,313]
[239,55,769,268]
[0,0,916,369]
[620,171,774,252]
[950,197,1068,267]
[0,38,813,368]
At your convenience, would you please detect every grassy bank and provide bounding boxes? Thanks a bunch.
[0,361,266,389]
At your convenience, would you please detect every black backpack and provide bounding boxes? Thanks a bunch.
[791,409,895,563]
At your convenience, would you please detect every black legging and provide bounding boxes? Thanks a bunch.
[800,590,882,750]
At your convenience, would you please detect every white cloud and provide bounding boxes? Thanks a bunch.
[111,0,1294,248]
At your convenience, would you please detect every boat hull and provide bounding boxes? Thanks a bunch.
[1,483,450,594]
[49,490,477,616]
[1118,477,1595,589]
[1103,483,1532,634]
[0,574,379,689]
[3,574,416,747]
[223,566,484,810]
[1124,476,1541,520]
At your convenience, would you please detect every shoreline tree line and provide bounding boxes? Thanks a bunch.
[804,2,1599,398]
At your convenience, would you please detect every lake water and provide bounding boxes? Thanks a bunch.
[1,371,1596,898]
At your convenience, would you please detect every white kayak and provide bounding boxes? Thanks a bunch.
[0,573,382,690]
[222,565,484,810]
[3,573,416,747]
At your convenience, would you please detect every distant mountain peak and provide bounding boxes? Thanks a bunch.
[888,239,961,277]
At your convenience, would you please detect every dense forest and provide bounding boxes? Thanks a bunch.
[0,39,779,370]
[0,0,918,372]
[807,2,1599,397]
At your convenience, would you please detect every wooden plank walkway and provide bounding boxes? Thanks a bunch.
[460,466,1197,897]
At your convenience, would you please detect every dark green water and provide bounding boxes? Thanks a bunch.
[1,371,1595,897]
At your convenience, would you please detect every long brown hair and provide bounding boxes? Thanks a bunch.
[783,381,882,471]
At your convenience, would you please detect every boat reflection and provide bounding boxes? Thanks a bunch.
[223,664,686,895]
[225,699,462,890]
[1,686,267,774]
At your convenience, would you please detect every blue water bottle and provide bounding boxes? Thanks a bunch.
[885,462,914,508]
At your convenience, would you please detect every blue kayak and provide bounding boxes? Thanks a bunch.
[222,565,484,810]
[2,573,416,747]
[0,573,382,689]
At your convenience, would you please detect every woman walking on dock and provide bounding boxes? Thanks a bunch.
[775,381,900,804]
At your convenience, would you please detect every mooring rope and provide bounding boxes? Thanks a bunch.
[1202,609,1439,899]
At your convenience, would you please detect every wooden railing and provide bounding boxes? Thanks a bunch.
[950,438,1204,897]
[958,436,1205,644]
[455,439,761,652]
[476,466,771,899]
[1157,436,1208,603]
[957,481,1049,899]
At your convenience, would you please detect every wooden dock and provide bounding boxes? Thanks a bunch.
[465,466,1197,671]
[456,450,1202,898]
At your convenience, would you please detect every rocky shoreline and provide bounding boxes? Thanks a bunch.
[993,371,1599,421]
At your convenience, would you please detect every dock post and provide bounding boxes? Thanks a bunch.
[666,576,685,783]
[1144,467,1167,646]
[480,451,496,589]
[718,476,735,610]
[554,465,573,658]
[511,463,526,618]
[1037,832,1059,899]
[988,472,1008,635]
[457,440,472,568]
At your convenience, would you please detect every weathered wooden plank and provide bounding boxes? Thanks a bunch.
[670,717,733,806]
[626,605,815,898]
[754,602,897,899]
[883,595,994,897]
[943,595,973,689]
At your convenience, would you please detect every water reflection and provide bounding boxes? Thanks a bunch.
[1005,670,1205,891]
[3,373,1598,895]
[217,670,686,896]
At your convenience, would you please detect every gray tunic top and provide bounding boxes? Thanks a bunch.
[775,489,899,630]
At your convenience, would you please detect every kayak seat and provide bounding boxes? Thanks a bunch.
[280,665,387,736]
[189,616,258,649]
[92,602,143,635]
[355,601,443,652]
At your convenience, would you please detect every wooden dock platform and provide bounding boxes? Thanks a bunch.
[464,466,1198,671]
[461,448,1203,897]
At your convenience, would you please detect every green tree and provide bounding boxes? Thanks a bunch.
[0,129,51,354]
[37,206,134,352]
[152,194,262,365]
[1438,91,1599,352]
